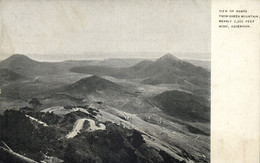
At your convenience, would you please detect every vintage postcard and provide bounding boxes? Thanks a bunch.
[0,0,259,163]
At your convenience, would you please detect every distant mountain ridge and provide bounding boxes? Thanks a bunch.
[137,53,209,77]
[0,54,146,76]
[136,54,210,87]
[69,53,210,94]
[0,54,66,76]
[0,54,210,91]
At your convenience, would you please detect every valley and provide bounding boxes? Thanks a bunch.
[0,53,210,163]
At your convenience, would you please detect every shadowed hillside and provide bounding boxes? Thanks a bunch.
[153,90,210,122]
[54,75,133,99]
[0,109,187,163]
[65,75,122,93]
[0,54,68,76]
[130,60,153,71]
[137,54,210,85]
[70,54,210,91]
[0,68,25,85]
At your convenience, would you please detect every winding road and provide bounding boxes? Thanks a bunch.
[66,118,106,138]
[66,118,87,138]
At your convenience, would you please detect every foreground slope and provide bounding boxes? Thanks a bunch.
[0,108,189,163]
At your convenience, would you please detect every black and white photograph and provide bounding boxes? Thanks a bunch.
[0,0,211,162]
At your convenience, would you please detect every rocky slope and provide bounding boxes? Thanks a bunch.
[0,107,191,163]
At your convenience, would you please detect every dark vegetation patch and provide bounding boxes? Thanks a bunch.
[153,90,210,123]
[0,109,182,163]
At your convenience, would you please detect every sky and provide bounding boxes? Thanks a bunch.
[0,0,211,61]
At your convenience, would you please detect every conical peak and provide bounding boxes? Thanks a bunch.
[159,53,180,61]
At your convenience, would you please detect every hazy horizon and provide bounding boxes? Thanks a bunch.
[0,0,210,61]
[1,52,211,62]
